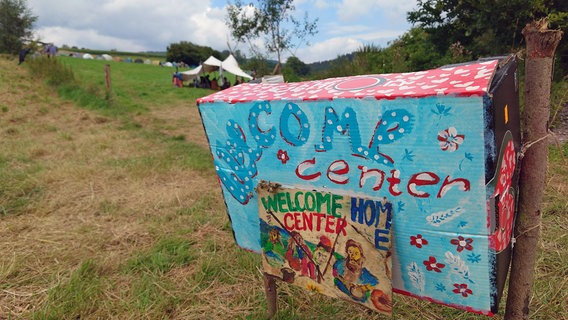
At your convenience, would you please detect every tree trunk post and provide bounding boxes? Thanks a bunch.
[263,273,278,318]
[504,19,562,320]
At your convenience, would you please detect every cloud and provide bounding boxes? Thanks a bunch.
[336,0,416,23]
[29,0,228,52]
[295,37,362,63]
[26,0,413,63]
[34,26,147,51]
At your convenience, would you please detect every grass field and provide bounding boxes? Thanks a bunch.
[0,54,566,319]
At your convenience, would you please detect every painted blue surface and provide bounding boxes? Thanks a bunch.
[199,94,496,313]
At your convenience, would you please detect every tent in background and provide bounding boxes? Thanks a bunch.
[180,55,251,82]
[201,56,222,73]
[221,55,253,80]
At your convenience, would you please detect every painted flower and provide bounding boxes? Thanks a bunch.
[493,191,515,251]
[402,148,415,161]
[276,149,289,164]
[423,256,445,273]
[306,281,322,293]
[410,234,428,248]
[493,140,516,196]
[431,103,452,118]
[490,139,517,252]
[453,283,473,297]
[458,152,474,171]
[451,236,473,252]
[467,252,482,264]
[437,127,465,152]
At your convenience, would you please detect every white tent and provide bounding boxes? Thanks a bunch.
[180,65,202,81]
[221,55,253,80]
[201,56,222,73]
[180,55,251,82]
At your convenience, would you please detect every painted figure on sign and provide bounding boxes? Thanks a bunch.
[333,239,378,302]
[285,231,316,279]
[313,235,333,282]
[263,228,285,267]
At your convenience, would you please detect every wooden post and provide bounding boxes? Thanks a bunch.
[263,273,278,318]
[105,64,112,92]
[504,19,562,320]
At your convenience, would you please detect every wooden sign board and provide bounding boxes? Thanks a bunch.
[258,181,393,315]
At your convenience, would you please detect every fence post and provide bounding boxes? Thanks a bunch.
[264,273,278,318]
[105,64,112,92]
[504,18,562,320]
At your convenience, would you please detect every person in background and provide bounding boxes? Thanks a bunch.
[221,76,230,90]
[18,47,31,65]
[45,43,57,58]
[211,77,219,90]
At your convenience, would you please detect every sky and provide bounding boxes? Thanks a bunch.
[28,0,417,64]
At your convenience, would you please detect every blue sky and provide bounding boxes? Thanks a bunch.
[28,0,416,64]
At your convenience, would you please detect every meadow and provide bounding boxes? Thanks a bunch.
[0,54,566,319]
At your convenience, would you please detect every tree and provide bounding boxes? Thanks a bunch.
[282,55,309,81]
[505,19,562,319]
[166,41,221,66]
[226,0,318,73]
[407,0,551,59]
[0,0,37,54]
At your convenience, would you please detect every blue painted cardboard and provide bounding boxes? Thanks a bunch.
[197,56,520,315]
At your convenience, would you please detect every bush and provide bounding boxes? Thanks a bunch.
[27,56,76,86]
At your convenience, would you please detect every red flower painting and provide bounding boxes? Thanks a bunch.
[490,139,517,252]
[423,256,445,273]
[437,127,465,152]
[410,234,428,248]
[277,149,289,164]
[450,236,473,252]
[453,283,473,297]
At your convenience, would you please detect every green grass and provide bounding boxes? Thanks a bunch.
[30,260,103,320]
[0,157,43,216]
[56,56,210,116]
[124,238,197,275]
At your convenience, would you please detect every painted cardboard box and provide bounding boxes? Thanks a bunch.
[197,56,520,316]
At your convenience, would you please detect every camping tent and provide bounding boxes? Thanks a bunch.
[180,55,252,82]
[221,55,253,80]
